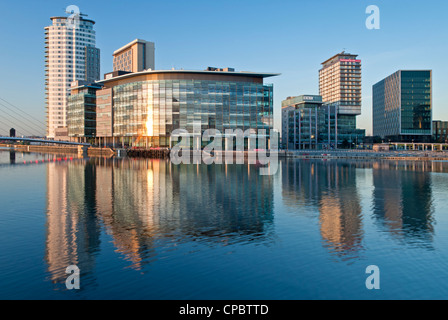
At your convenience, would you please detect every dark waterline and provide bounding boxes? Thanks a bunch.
[1,150,448,299]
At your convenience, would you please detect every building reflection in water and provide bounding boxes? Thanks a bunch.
[45,161,101,286]
[282,159,437,261]
[371,161,435,247]
[45,158,275,282]
[45,156,439,283]
[282,160,363,261]
[9,151,15,164]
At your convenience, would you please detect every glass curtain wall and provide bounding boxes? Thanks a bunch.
[67,88,97,139]
[401,71,432,135]
[112,80,273,147]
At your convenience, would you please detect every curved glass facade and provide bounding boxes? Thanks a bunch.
[112,79,273,146]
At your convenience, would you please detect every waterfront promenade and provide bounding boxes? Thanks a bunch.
[282,149,448,161]
[0,143,115,157]
[3,142,448,161]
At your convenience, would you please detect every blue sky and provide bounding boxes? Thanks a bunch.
[0,0,447,136]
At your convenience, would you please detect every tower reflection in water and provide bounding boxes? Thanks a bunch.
[371,161,435,247]
[45,159,275,285]
[45,161,101,286]
[281,159,436,261]
[282,160,363,261]
[9,151,15,164]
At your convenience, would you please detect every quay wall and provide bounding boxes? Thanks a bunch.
[2,143,448,161]
[0,144,115,157]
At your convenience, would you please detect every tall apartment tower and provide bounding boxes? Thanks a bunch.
[319,52,362,115]
[318,52,364,146]
[113,39,155,73]
[44,15,100,138]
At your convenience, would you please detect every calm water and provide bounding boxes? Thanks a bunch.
[1,150,448,299]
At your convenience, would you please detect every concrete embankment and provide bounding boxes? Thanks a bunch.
[86,147,115,157]
[0,144,115,157]
[280,150,448,161]
[3,143,448,161]
[126,148,170,159]
[3,144,78,154]
[127,149,448,161]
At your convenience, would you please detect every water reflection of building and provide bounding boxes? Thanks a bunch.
[282,160,363,260]
[281,159,437,255]
[9,151,15,164]
[94,159,275,270]
[46,158,275,275]
[45,161,101,284]
[372,162,434,244]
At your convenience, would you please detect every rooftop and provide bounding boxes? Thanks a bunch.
[50,16,95,25]
[373,70,432,86]
[96,69,280,84]
[113,39,155,55]
[321,51,359,66]
[69,82,103,91]
[282,95,323,107]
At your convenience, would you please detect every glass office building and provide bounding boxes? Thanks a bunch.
[94,69,277,147]
[320,103,365,148]
[67,82,102,140]
[373,70,432,142]
[282,95,321,150]
[282,95,365,150]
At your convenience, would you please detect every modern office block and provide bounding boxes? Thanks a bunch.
[281,95,365,150]
[66,68,277,147]
[96,88,113,142]
[282,95,322,150]
[44,14,100,138]
[67,81,102,140]
[85,47,101,83]
[373,70,432,142]
[319,103,365,149]
[113,39,155,73]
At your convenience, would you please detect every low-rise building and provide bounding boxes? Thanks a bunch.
[67,81,103,142]
[433,120,448,143]
[282,95,365,150]
[282,95,322,150]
